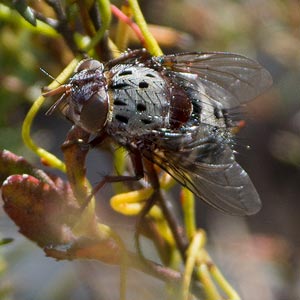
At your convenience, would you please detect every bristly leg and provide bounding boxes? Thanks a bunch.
[80,149,145,211]
[135,159,189,261]
[134,188,160,259]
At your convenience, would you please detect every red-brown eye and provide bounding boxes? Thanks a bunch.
[79,92,109,133]
[76,59,103,72]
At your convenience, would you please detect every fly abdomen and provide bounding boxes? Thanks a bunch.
[167,80,193,129]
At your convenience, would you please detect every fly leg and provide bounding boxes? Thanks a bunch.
[135,160,189,262]
[61,129,110,151]
[80,149,145,211]
[95,149,144,191]
[62,128,145,211]
[133,160,161,261]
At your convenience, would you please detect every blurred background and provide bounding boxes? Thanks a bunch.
[0,0,300,299]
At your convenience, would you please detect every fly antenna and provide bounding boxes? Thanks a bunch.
[40,67,71,115]
[40,67,62,85]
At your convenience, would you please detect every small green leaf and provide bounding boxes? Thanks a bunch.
[0,238,13,246]
[12,0,36,26]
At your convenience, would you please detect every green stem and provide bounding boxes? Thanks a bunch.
[114,4,132,51]
[84,0,112,52]
[0,4,58,38]
[22,95,66,172]
[22,58,81,171]
[182,232,202,300]
[210,265,241,300]
[181,188,196,240]
[127,0,163,56]
[196,264,221,300]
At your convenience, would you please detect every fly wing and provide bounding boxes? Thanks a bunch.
[159,149,261,216]
[157,52,272,108]
[141,127,261,216]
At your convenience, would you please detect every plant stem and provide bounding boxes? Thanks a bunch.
[127,0,163,56]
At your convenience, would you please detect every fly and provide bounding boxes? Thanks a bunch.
[43,49,272,216]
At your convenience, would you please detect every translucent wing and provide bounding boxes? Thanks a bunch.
[141,126,261,216]
[164,152,261,216]
[157,52,272,108]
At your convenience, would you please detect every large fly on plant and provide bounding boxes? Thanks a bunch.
[43,49,272,216]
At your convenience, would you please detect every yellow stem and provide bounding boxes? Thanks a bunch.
[181,188,196,240]
[210,264,241,300]
[127,0,163,56]
[22,58,81,171]
[182,232,203,300]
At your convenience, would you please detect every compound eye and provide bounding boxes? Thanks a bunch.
[76,59,103,72]
[80,92,109,133]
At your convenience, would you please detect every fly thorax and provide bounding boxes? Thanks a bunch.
[162,74,193,129]
[107,64,170,136]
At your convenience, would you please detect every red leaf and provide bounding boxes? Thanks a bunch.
[2,174,79,248]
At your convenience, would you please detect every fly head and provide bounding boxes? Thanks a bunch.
[44,59,110,134]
